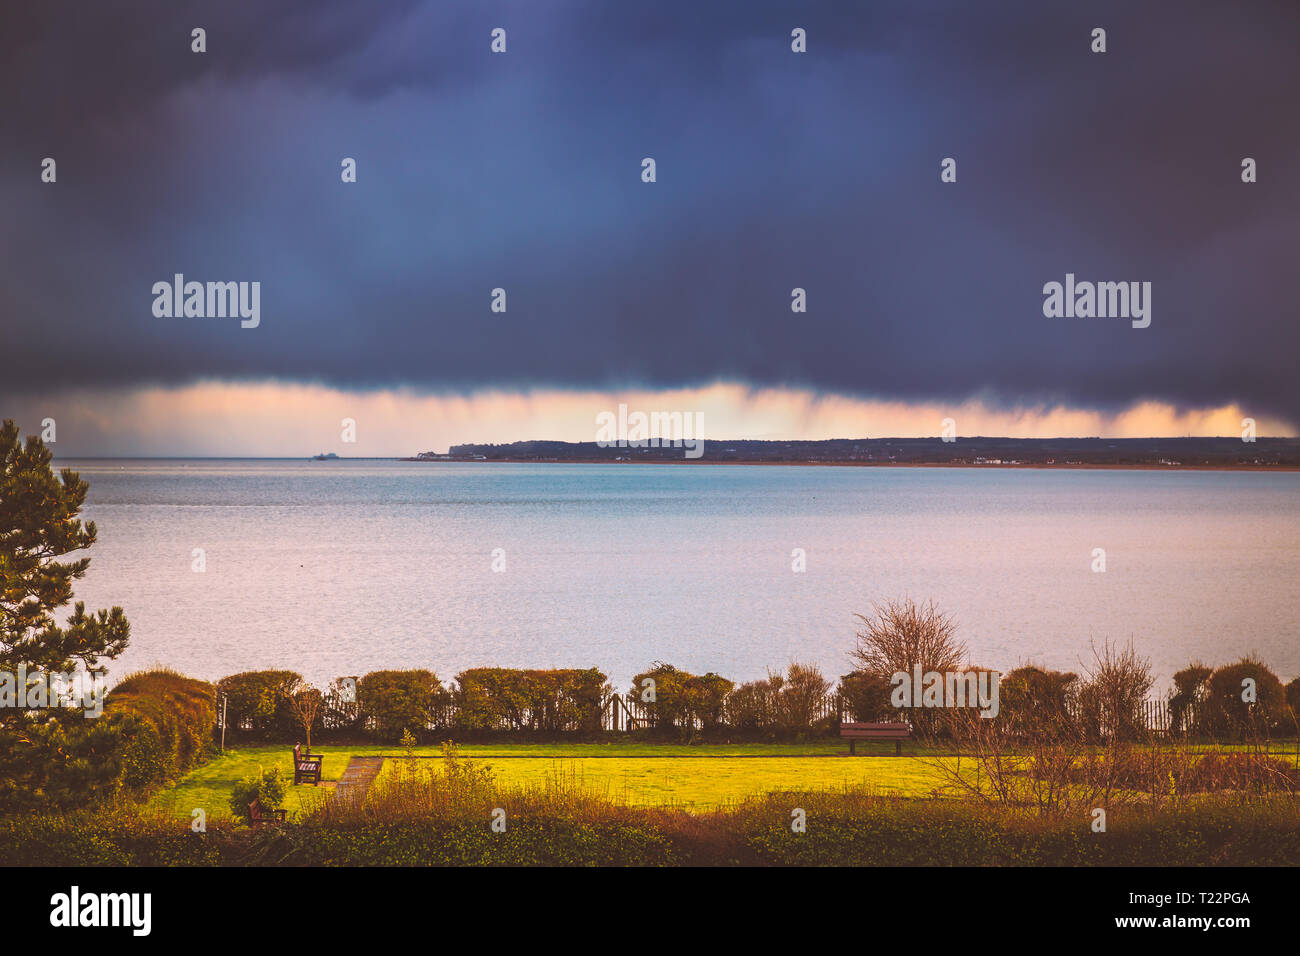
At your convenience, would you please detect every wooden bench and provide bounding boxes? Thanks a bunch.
[293,742,323,785]
[840,721,911,756]
[248,797,286,828]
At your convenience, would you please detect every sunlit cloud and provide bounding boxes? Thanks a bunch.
[4,380,1291,458]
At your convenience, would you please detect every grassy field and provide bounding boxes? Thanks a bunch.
[153,741,951,817]
[155,739,1300,819]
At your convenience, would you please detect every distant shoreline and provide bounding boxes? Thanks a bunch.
[412,436,1300,470]
[399,457,1300,472]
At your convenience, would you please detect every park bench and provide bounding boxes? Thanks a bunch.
[293,742,323,785]
[840,721,911,756]
[248,798,286,828]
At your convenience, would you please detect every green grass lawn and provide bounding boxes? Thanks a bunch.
[466,755,948,807]
[151,746,347,820]
[153,741,949,818]
[155,739,1300,820]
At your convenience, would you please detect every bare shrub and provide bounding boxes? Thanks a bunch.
[851,598,966,737]
[1078,639,1153,743]
[851,598,966,677]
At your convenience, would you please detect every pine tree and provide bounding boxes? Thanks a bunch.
[0,419,129,679]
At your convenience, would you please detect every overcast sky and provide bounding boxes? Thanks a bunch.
[3,0,1298,454]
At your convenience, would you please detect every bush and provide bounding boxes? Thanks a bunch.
[323,676,361,733]
[215,670,302,739]
[229,766,286,823]
[837,671,894,723]
[357,669,448,742]
[107,669,216,785]
[1197,658,1288,739]
[1286,678,1300,733]
[725,680,779,730]
[5,788,1299,867]
[727,662,830,732]
[1169,664,1212,735]
[629,663,732,740]
[1077,640,1153,742]
[0,710,135,812]
[454,668,606,732]
[0,669,215,811]
[999,666,1078,739]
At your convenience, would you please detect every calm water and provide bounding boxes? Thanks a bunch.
[55,460,1300,693]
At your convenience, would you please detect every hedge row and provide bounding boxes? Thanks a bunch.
[0,669,216,813]
[216,667,610,742]
[213,657,1300,743]
[4,795,1297,866]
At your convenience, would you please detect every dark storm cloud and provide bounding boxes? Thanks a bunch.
[2,0,1298,423]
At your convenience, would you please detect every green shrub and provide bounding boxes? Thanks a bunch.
[0,710,134,811]
[1197,658,1288,739]
[836,671,894,723]
[229,766,286,823]
[454,668,607,732]
[0,669,214,811]
[999,666,1079,739]
[357,669,448,742]
[215,670,301,739]
[5,788,1297,867]
[108,669,216,784]
[629,663,733,740]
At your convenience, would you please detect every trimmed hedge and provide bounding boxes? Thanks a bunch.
[215,670,302,739]
[0,669,215,812]
[454,668,606,732]
[108,669,216,787]
[357,669,448,742]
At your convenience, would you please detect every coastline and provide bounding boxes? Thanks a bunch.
[399,457,1300,472]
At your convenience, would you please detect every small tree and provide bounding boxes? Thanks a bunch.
[285,684,324,751]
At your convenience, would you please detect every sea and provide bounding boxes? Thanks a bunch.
[54,459,1300,694]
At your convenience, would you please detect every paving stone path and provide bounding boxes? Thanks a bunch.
[333,756,384,803]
